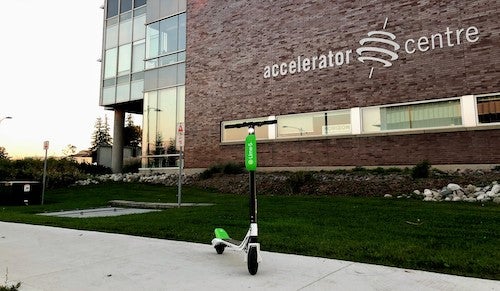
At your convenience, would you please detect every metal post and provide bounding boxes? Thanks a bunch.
[41,147,48,205]
[177,148,183,207]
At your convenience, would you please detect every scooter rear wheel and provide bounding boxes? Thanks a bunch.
[247,246,258,275]
[215,244,225,254]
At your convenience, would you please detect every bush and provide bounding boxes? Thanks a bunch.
[122,158,141,173]
[411,160,431,179]
[199,162,245,179]
[287,171,316,194]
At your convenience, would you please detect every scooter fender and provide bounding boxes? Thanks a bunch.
[245,243,262,263]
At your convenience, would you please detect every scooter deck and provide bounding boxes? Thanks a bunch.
[213,228,243,247]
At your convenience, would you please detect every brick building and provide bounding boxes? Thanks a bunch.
[100,0,500,172]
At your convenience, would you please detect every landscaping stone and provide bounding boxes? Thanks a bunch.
[72,169,500,204]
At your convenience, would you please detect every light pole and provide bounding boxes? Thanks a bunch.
[282,125,305,136]
[0,116,12,124]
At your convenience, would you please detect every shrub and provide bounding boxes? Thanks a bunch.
[411,160,431,179]
[199,162,245,179]
[287,171,315,194]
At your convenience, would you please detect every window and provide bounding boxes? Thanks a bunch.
[146,22,160,59]
[132,40,145,73]
[116,75,130,103]
[362,100,462,132]
[106,0,119,18]
[159,16,178,54]
[130,72,144,100]
[119,12,133,45]
[105,19,118,49]
[104,48,118,79]
[477,94,500,123]
[134,0,147,8]
[222,117,272,142]
[132,12,146,41]
[120,0,133,13]
[118,44,132,76]
[278,110,351,138]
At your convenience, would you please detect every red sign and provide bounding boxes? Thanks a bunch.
[43,141,49,150]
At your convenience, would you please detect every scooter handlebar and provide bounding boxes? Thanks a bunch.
[225,120,277,129]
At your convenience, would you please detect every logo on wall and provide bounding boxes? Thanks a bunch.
[356,18,400,79]
[263,17,480,80]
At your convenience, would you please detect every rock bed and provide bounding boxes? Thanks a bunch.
[74,171,500,203]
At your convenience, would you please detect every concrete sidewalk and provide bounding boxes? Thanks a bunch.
[0,222,498,291]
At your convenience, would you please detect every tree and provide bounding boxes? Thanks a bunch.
[62,144,77,158]
[123,114,142,147]
[91,116,112,151]
[0,146,9,160]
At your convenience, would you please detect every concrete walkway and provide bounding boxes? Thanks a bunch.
[0,222,498,291]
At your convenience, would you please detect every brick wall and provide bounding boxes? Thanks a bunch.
[184,0,500,168]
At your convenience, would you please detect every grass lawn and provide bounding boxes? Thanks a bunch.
[0,182,498,280]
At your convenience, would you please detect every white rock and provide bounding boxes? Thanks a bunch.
[463,197,477,202]
[423,189,433,196]
[452,196,462,202]
[493,197,500,204]
[413,190,421,195]
[423,196,435,201]
[491,184,500,194]
[447,183,461,191]
[444,197,452,201]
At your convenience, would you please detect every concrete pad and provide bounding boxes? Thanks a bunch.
[38,207,160,218]
[0,222,498,290]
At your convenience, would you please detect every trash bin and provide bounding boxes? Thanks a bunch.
[0,181,42,205]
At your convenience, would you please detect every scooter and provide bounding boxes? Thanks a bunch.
[211,120,277,275]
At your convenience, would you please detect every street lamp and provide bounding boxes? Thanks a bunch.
[282,125,304,136]
[0,116,12,124]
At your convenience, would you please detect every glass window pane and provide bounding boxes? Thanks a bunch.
[104,48,118,79]
[278,114,316,137]
[477,95,500,124]
[144,69,158,91]
[323,110,351,135]
[177,63,185,85]
[381,100,462,130]
[120,0,133,13]
[134,0,147,8]
[132,40,145,73]
[102,85,116,105]
[107,0,119,18]
[130,78,144,100]
[132,13,146,41]
[118,44,132,76]
[159,54,177,66]
[222,117,269,142]
[178,13,186,50]
[160,16,178,54]
[119,12,133,45]
[144,91,159,157]
[158,65,177,88]
[146,22,160,59]
[176,86,185,123]
[158,88,178,148]
[362,107,381,133]
[105,22,118,49]
[116,76,130,103]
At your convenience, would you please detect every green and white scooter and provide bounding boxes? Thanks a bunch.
[211,120,277,275]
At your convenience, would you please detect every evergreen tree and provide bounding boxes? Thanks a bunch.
[91,116,113,151]
[124,113,142,147]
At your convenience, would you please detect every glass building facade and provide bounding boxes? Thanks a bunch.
[100,0,186,169]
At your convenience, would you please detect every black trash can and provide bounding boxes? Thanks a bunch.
[0,181,42,205]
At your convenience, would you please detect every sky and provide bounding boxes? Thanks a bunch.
[0,0,139,158]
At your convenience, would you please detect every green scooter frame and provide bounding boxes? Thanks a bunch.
[211,120,277,275]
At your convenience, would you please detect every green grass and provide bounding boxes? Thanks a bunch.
[0,182,499,280]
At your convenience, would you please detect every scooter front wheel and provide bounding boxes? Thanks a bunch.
[247,246,258,275]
